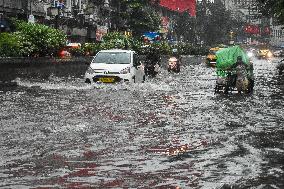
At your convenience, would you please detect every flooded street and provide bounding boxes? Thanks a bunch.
[0,57,283,189]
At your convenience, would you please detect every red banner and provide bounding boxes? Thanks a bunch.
[244,25,260,34]
[244,25,271,35]
[160,0,196,16]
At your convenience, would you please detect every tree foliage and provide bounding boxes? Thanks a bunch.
[175,11,196,43]
[256,0,284,24]
[110,0,161,37]
[0,20,67,57]
[14,20,67,56]
[0,33,22,57]
[194,0,240,45]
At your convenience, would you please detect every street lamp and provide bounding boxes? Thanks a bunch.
[229,30,234,44]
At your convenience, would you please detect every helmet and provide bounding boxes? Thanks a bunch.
[237,56,242,61]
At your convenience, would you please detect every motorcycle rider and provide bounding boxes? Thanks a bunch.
[246,60,254,93]
[144,46,161,77]
[168,48,181,73]
[233,56,249,94]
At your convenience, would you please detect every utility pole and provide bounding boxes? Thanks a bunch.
[30,0,32,15]
[28,0,35,23]
[2,0,5,15]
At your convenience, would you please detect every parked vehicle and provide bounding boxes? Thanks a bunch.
[84,49,145,84]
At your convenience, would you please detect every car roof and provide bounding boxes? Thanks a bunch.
[98,49,135,53]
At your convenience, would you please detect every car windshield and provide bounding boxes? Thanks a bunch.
[93,52,131,64]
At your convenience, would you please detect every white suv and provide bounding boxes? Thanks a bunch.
[84,49,145,83]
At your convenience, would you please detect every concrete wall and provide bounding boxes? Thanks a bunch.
[0,57,92,84]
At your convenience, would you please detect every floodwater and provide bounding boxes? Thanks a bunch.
[0,57,283,189]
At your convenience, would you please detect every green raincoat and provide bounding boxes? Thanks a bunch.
[216,46,249,77]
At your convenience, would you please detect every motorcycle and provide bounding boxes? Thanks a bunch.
[168,57,180,73]
[144,59,160,77]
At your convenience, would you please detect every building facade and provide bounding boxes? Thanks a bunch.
[0,0,45,19]
[221,0,280,44]
[0,0,112,42]
[271,25,284,47]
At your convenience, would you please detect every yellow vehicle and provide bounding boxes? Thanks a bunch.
[206,47,224,67]
[256,49,273,59]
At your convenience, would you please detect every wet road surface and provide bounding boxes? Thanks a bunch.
[0,57,283,188]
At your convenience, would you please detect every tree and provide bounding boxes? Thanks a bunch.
[110,0,161,37]
[195,0,240,46]
[11,20,67,57]
[0,33,23,57]
[175,11,196,43]
[256,0,284,24]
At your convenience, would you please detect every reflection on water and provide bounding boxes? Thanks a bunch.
[0,57,283,188]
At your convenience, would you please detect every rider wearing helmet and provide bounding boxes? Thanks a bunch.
[234,56,249,94]
[145,46,161,77]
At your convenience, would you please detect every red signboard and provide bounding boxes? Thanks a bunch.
[159,0,196,16]
[244,24,271,35]
[244,24,260,34]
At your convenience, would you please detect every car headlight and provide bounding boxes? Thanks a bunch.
[267,52,273,57]
[120,67,130,74]
[247,52,254,58]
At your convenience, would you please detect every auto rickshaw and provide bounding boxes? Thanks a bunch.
[214,46,254,94]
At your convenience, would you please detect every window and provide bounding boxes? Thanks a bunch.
[93,51,131,64]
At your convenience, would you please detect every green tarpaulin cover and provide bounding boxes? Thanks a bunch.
[216,45,249,77]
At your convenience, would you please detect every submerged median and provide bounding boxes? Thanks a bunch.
[0,56,92,65]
